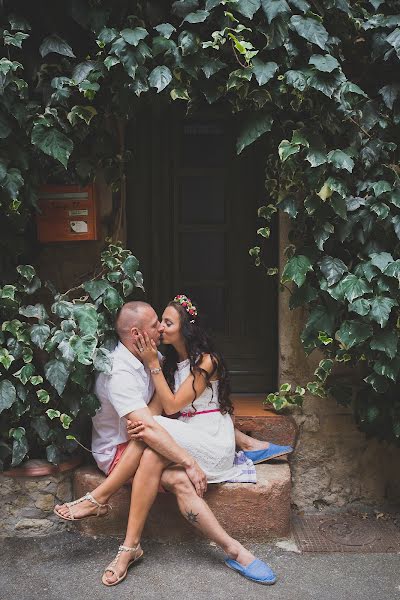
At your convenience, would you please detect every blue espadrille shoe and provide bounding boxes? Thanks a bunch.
[243,443,293,464]
[224,558,277,585]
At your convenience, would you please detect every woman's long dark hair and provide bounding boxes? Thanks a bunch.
[162,300,233,415]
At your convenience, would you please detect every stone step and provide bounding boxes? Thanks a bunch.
[73,462,291,543]
[232,396,297,447]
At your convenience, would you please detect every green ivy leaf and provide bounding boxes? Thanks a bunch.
[373,356,400,381]
[309,54,340,72]
[31,416,51,442]
[73,304,98,336]
[369,296,398,327]
[46,409,61,420]
[384,260,400,278]
[46,443,60,465]
[348,298,371,316]
[149,65,173,93]
[70,334,97,365]
[13,363,35,384]
[30,324,51,349]
[154,23,176,39]
[93,348,113,374]
[36,389,50,404]
[282,255,313,287]
[44,359,70,396]
[370,330,398,359]
[83,279,112,301]
[121,255,140,279]
[183,10,210,23]
[251,58,278,85]
[0,348,14,370]
[370,252,394,272]
[39,34,75,58]
[121,27,149,46]
[235,0,261,18]
[31,124,73,169]
[178,30,199,55]
[372,180,392,196]
[236,112,273,154]
[67,105,97,126]
[103,288,124,314]
[261,0,290,23]
[319,256,348,286]
[290,15,329,50]
[336,320,373,349]
[16,265,36,282]
[19,303,48,322]
[0,380,17,414]
[327,149,354,173]
[329,274,371,303]
[11,428,28,466]
[289,283,318,309]
[60,413,73,429]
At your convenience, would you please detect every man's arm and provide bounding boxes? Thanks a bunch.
[125,406,207,496]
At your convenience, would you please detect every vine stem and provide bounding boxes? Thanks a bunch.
[345,115,372,139]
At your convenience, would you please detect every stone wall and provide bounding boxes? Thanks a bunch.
[278,214,400,511]
[0,471,73,537]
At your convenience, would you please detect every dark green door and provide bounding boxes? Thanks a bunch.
[127,105,278,393]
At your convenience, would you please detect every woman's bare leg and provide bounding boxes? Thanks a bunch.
[161,467,256,567]
[234,427,270,452]
[55,438,147,519]
[55,396,164,520]
[103,448,169,584]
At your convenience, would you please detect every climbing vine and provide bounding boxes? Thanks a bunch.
[1,0,400,460]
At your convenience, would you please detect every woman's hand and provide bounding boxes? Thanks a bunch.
[136,332,159,369]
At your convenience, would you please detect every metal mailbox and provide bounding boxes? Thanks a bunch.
[36,184,98,243]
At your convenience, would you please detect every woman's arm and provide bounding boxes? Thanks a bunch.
[137,333,216,414]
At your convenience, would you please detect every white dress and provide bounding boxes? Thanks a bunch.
[153,359,242,483]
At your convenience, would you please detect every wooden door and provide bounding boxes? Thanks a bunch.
[126,104,278,392]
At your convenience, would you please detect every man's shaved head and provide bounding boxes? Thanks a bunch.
[115,301,153,341]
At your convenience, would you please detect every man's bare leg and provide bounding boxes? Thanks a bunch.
[103,448,169,584]
[161,467,256,567]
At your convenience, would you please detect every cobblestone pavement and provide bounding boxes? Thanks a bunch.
[1,532,400,600]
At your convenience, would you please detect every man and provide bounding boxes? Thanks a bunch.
[55,301,278,585]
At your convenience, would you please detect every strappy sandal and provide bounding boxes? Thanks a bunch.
[102,544,144,587]
[53,492,112,521]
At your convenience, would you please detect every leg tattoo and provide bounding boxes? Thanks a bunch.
[185,509,199,524]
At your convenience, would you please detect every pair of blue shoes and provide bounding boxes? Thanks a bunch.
[243,442,293,464]
[225,557,277,585]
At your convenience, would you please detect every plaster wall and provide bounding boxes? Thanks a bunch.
[279,214,400,511]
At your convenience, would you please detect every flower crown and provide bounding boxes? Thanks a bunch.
[173,294,198,323]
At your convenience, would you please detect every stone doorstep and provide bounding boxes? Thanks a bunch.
[232,397,298,447]
[73,463,291,543]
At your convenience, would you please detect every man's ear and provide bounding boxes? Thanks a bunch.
[130,326,140,340]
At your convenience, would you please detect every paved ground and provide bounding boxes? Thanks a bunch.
[1,532,400,600]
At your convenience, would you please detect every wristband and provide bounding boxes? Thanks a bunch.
[150,367,162,374]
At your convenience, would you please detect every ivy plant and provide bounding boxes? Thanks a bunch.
[0,242,143,469]
[1,0,400,444]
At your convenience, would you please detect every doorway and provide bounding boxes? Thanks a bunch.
[126,103,278,393]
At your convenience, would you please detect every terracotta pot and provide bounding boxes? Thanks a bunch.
[2,455,82,477]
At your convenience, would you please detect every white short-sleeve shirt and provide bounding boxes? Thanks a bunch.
[91,341,157,474]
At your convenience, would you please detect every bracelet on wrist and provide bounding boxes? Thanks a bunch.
[150,367,162,374]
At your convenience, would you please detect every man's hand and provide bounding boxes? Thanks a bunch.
[184,460,207,498]
[126,420,207,497]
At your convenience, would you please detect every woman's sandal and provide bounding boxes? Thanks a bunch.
[102,544,144,587]
[53,492,112,521]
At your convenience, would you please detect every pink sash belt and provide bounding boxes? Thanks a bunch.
[180,409,220,418]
